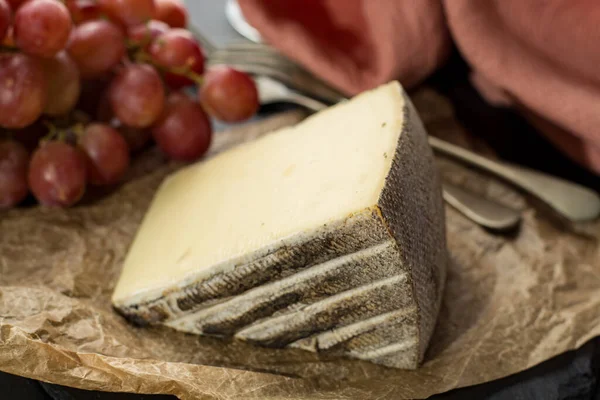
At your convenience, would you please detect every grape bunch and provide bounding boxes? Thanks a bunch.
[0,0,259,209]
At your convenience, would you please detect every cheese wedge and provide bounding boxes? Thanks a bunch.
[112,81,447,369]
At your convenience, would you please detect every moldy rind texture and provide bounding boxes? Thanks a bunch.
[114,89,447,369]
[376,93,447,363]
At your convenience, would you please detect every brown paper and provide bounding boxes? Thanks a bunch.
[1,89,599,400]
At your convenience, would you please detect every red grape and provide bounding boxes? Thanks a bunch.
[98,0,155,27]
[149,28,204,89]
[92,96,152,152]
[66,0,103,24]
[0,0,10,42]
[155,0,187,28]
[105,118,151,152]
[127,19,169,50]
[109,63,165,128]
[40,51,81,116]
[0,140,29,209]
[14,0,72,58]
[80,123,129,185]
[0,53,47,129]
[200,66,259,122]
[28,141,87,207]
[67,20,126,78]
[119,125,151,152]
[152,93,212,161]
[165,91,189,104]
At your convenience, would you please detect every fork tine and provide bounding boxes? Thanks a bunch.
[210,49,300,69]
[222,40,280,52]
[210,39,319,69]
[209,52,298,69]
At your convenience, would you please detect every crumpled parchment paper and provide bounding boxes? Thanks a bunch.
[1,89,599,400]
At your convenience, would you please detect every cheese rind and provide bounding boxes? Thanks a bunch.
[112,81,447,369]
[166,240,402,336]
[235,273,413,346]
[116,208,390,325]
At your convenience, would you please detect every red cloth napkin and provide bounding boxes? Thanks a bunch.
[238,0,600,174]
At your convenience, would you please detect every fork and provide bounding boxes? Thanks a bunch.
[252,76,522,231]
[214,3,597,220]
[187,43,523,230]
[203,38,600,224]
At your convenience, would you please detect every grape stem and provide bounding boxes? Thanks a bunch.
[42,121,61,142]
[133,49,204,85]
[168,65,204,85]
[42,120,86,145]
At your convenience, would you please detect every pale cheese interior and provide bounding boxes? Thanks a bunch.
[112,82,406,304]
